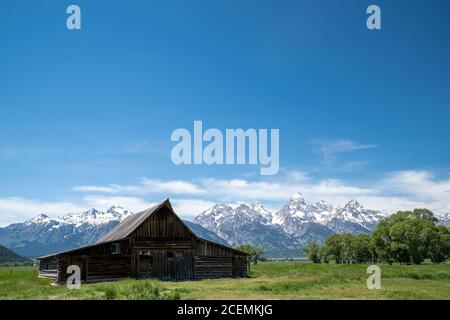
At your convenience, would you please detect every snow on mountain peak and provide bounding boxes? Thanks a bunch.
[438,213,450,227]
[106,206,132,218]
[27,214,51,224]
[208,203,233,215]
[107,205,126,214]
[196,204,234,225]
[249,202,273,221]
[290,193,305,202]
[53,206,133,227]
[344,199,363,210]
[83,208,100,217]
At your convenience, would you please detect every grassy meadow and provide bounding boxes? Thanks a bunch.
[1,262,449,300]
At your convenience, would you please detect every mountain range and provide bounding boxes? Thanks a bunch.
[194,193,387,257]
[0,193,449,258]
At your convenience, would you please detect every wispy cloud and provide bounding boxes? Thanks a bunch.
[73,179,204,195]
[311,139,378,167]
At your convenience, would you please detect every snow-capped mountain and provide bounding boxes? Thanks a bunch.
[0,206,132,258]
[438,213,450,227]
[271,193,386,235]
[194,203,297,255]
[57,206,133,226]
[325,199,385,233]
[271,193,335,244]
[1,195,443,259]
[194,193,387,257]
[0,206,227,258]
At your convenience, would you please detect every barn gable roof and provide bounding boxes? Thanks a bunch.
[95,199,195,243]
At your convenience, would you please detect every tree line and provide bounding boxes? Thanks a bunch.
[303,209,450,264]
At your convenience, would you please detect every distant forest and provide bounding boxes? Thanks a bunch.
[0,244,32,266]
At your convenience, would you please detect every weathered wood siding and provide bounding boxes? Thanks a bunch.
[193,239,247,279]
[194,256,233,279]
[131,239,194,280]
[38,257,58,280]
[53,239,131,283]
[133,206,193,240]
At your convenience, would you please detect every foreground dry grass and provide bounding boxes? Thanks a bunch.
[1,262,449,300]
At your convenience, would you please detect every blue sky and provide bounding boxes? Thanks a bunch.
[1,0,450,225]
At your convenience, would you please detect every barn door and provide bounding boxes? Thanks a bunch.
[151,250,193,280]
[137,250,193,280]
[137,250,154,279]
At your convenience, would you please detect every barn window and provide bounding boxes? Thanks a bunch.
[111,243,122,255]
[175,252,184,261]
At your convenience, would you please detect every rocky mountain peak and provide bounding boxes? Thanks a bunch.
[289,192,306,204]
[27,214,51,224]
[344,199,363,210]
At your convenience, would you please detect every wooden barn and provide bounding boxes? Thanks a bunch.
[37,199,247,283]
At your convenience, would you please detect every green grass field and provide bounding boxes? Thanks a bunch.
[1,262,449,300]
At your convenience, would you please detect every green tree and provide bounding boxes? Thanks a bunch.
[340,234,355,264]
[235,244,264,273]
[351,234,375,263]
[371,208,447,264]
[302,241,321,263]
[323,234,351,264]
[428,226,450,263]
[319,244,330,263]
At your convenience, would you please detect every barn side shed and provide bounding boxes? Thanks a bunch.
[37,199,247,283]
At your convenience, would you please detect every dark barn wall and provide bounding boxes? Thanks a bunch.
[194,239,247,279]
[40,239,131,283]
[132,206,193,240]
[38,257,58,280]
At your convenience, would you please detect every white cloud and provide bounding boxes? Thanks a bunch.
[171,199,216,220]
[0,197,86,227]
[73,179,205,195]
[72,170,373,204]
[377,170,450,214]
[141,179,205,195]
[81,195,157,213]
[2,170,450,227]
